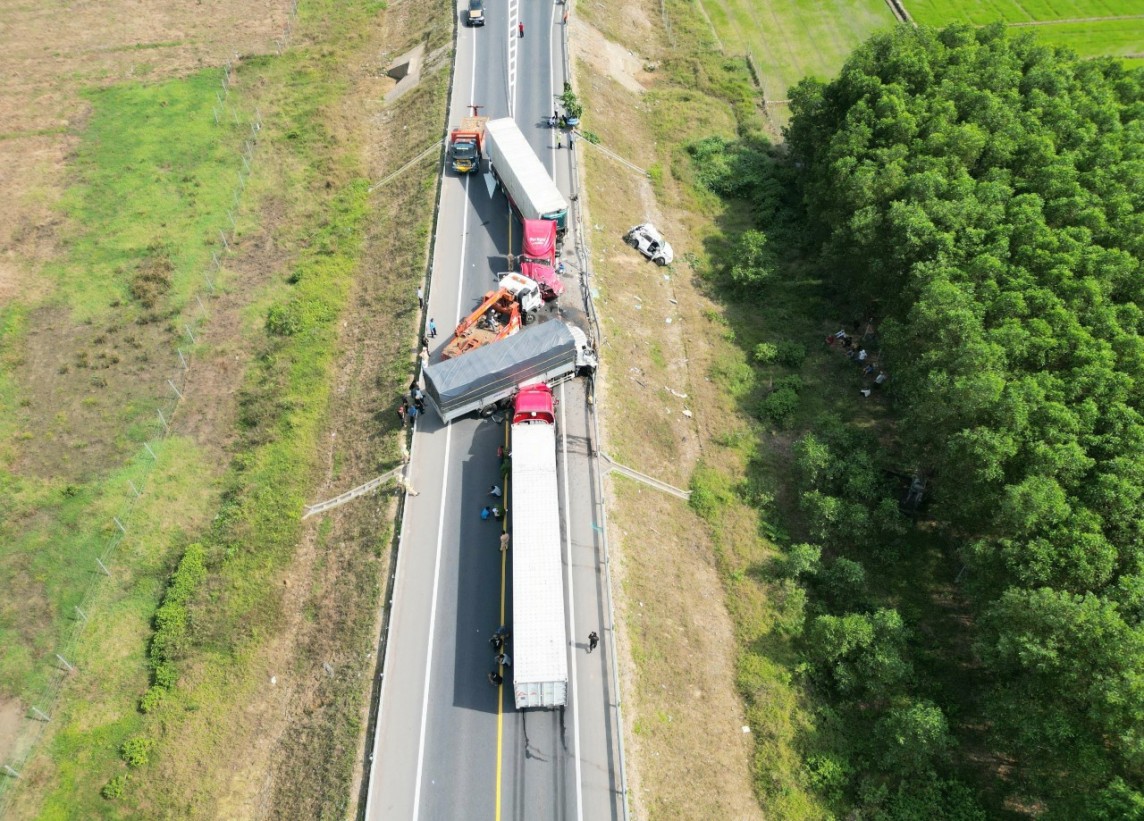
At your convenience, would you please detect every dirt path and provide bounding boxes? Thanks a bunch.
[1006,13,1144,26]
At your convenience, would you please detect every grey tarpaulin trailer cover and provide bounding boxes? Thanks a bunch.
[423,320,593,423]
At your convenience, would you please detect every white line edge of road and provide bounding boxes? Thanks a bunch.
[550,11,585,819]
[559,380,586,821]
[409,24,480,821]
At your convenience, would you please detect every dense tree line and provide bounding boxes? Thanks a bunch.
[774,22,1144,816]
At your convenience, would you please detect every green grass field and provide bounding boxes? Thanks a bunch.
[0,74,248,710]
[909,0,1144,62]
[701,0,894,100]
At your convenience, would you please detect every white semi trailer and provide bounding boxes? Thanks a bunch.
[485,117,569,237]
[509,383,568,709]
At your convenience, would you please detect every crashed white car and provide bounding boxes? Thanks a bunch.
[623,223,673,266]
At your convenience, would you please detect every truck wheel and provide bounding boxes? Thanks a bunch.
[654,256,668,267]
[479,405,496,418]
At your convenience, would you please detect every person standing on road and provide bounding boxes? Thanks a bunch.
[518,21,524,37]
[489,484,502,497]
[488,671,503,686]
[587,631,599,653]
[496,652,512,667]
[428,318,437,338]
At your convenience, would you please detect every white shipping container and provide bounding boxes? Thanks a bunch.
[510,420,569,709]
[485,118,569,226]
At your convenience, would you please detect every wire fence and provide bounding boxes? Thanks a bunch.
[0,1,299,807]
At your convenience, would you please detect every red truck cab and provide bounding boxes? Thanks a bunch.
[513,383,555,425]
[520,219,565,301]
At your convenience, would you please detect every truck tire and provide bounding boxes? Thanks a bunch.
[480,404,497,418]
[654,256,668,266]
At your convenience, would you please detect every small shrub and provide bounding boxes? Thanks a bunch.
[753,342,778,364]
[120,735,154,768]
[727,230,776,291]
[101,773,129,800]
[759,387,799,427]
[710,358,755,398]
[780,543,822,579]
[580,130,601,144]
[689,463,735,521]
[139,685,164,714]
[773,374,804,394]
[266,298,336,337]
[803,753,852,802]
[775,340,806,368]
[560,88,584,120]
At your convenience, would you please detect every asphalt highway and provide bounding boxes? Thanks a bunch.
[364,3,624,819]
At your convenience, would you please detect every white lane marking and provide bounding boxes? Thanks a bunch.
[410,20,479,821]
[559,380,585,821]
[508,0,519,117]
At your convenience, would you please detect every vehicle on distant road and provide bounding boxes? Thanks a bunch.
[466,0,485,26]
[624,222,673,266]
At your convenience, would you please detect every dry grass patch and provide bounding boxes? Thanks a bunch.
[0,0,291,302]
[573,4,768,818]
[610,480,761,820]
[574,0,832,816]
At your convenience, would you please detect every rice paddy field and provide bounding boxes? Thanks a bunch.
[908,0,1144,64]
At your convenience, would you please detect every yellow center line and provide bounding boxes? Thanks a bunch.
[495,419,511,821]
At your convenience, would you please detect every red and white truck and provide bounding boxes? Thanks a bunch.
[509,383,568,709]
[517,219,565,301]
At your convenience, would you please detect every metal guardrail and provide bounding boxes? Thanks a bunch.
[599,454,691,501]
[302,465,406,519]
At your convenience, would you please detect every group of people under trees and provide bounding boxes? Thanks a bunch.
[826,319,888,397]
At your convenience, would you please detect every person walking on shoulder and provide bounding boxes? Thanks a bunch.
[428,318,437,338]
[518,21,524,37]
[587,631,599,653]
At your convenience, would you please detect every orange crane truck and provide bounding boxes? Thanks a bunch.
[441,274,543,360]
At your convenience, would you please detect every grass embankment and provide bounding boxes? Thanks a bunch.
[696,0,891,123]
[573,0,872,816]
[2,0,451,815]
